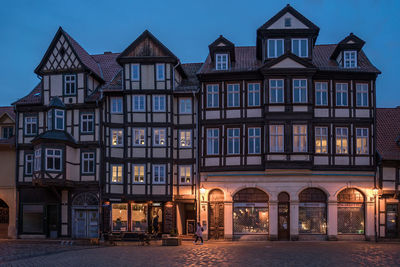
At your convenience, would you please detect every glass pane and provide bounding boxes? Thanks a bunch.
[299,205,327,234]
[233,206,269,234]
[131,203,148,232]
[337,205,364,234]
[112,204,128,231]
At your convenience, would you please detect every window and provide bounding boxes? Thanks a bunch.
[111,97,123,114]
[344,51,357,68]
[55,109,64,130]
[153,128,166,146]
[293,125,307,152]
[111,165,123,184]
[153,95,166,112]
[227,84,240,107]
[179,98,192,114]
[207,85,219,108]
[248,128,261,154]
[285,18,291,27]
[270,125,284,152]
[315,127,328,154]
[82,152,95,174]
[227,128,240,154]
[111,129,123,147]
[338,188,365,234]
[268,39,284,58]
[356,128,369,155]
[179,130,192,148]
[315,82,328,106]
[153,165,166,184]
[156,64,165,81]
[292,39,308,57]
[133,165,145,183]
[25,154,33,175]
[269,79,284,103]
[24,116,37,135]
[293,79,307,103]
[131,64,140,81]
[131,203,148,232]
[133,128,145,146]
[22,204,44,233]
[248,83,260,106]
[356,84,368,107]
[45,149,62,171]
[2,126,13,139]
[336,83,348,106]
[34,150,41,171]
[299,188,327,234]
[81,113,94,133]
[336,127,348,154]
[112,204,128,231]
[47,111,52,130]
[179,166,191,184]
[133,95,146,112]
[207,129,219,155]
[64,75,76,95]
[216,54,228,70]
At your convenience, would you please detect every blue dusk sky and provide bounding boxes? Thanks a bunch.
[0,0,399,107]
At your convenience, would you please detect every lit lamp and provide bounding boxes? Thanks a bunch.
[372,187,379,196]
[200,186,206,195]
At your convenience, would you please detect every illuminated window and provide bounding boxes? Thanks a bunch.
[179,166,191,184]
[111,129,123,146]
[133,165,145,183]
[179,130,191,148]
[315,127,328,154]
[293,125,307,152]
[270,125,284,152]
[336,127,348,154]
[356,128,369,155]
[153,128,166,146]
[111,165,123,184]
[133,128,145,146]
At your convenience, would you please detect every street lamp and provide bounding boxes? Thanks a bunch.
[200,186,206,195]
[372,187,379,197]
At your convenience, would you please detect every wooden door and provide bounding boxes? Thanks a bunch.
[208,202,224,239]
[278,192,290,240]
[87,210,99,238]
[75,210,87,238]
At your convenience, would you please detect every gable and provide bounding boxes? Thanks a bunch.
[267,12,308,29]
[269,58,307,68]
[126,36,169,57]
[0,113,14,124]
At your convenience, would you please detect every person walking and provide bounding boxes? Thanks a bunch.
[194,222,204,245]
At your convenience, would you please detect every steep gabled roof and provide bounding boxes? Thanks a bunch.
[260,52,316,70]
[0,106,15,121]
[208,35,235,62]
[330,33,366,59]
[377,108,400,161]
[12,82,42,106]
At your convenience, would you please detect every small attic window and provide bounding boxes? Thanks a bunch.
[285,18,291,27]
[343,51,357,68]
[216,54,228,70]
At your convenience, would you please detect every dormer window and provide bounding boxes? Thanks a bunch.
[344,51,357,68]
[268,39,284,58]
[284,18,291,27]
[64,75,76,95]
[292,39,308,57]
[216,54,228,70]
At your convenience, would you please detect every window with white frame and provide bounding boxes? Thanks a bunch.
[356,84,368,107]
[336,83,348,106]
[111,129,123,146]
[131,64,140,81]
[293,79,307,103]
[179,130,192,148]
[216,54,228,70]
[34,150,41,171]
[111,165,123,184]
[356,128,369,155]
[55,109,64,130]
[248,83,260,106]
[64,75,76,95]
[292,39,308,57]
[153,128,166,146]
[133,165,145,183]
[153,165,166,184]
[45,149,62,171]
[207,128,219,155]
[111,97,123,113]
[293,125,307,152]
[227,84,240,107]
[336,127,348,154]
[269,125,284,152]
[25,116,37,135]
[269,79,284,103]
[179,98,192,114]
[156,64,165,81]
[47,111,52,130]
[227,128,240,154]
[81,113,94,133]
[268,39,284,58]
[315,127,328,154]
[315,82,328,106]
[153,95,166,112]
[133,95,146,112]
[82,152,95,174]
[343,51,357,68]
[179,166,191,184]
[248,128,261,154]
[207,85,219,108]
[133,128,145,146]
[25,154,33,175]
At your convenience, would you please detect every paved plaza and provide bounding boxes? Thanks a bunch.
[0,240,399,266]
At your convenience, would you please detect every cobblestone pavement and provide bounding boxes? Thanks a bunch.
[2,240,400,267]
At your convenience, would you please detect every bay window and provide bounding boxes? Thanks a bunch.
[25,154,33,175]
[55,109,64,130]
[45,149,62,171]
[34,150,41,171]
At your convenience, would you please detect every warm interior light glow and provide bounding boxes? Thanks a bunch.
[200,186,206,194]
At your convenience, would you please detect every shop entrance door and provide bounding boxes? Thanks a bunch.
[208,202,224,239]
[386,204,399,238]
[278,192,290,240]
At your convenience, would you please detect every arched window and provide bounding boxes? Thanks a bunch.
[72,193,98,206]
[233,188,269,235]
[299,188,327,234]
[337,188,365,234]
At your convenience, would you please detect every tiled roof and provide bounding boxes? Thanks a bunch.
[175,63,202,93]
[32,130,77,145]
[0,106,15,121]
[13,83,42,106]
[377,108,400,161]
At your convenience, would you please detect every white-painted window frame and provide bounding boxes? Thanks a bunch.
[132,95,146,112]
[64,74,76,95]
[82,152,95,174]
[356,128,369,155]
[131,64,140,81]
[207,128,219,155]
[293,125,307,153]
[152,164,166,184]
[45,148,62,172]
[336,127,349,154]
[343,51,357,68]
[153,128,166,146]
[315,127,328,154]
[293,79,307,103]
[152,95,166,112]
[248,127,261,154]
[132,164,146,184]
[270,125,284,153]
[81,113,94,133]
[315,82,328,106]
[156,64,165,81]
[133,128,146,146]
[179,130,192,148]
[206,84,219,108]
[111,97,123,114]
[248,83,260,107]
[291,38,308,57]
[227,128,240,155]
[356,83,368,107]
[227,84,240,107]
[269,79,284,103]
[179,98,192,114]
[267,39,284,58]
[179,165,192,184]
[111,164,123,184]
[111,129,123,147]
[215,53,228,70]
[336,83,348,106]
